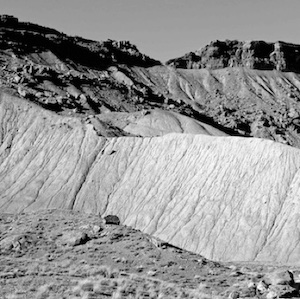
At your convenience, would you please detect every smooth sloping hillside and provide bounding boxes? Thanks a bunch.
[97,109,228,137]
[1,92,300,264]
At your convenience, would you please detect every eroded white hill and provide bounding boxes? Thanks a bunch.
[97,109,228,137]
[1,92,300,264]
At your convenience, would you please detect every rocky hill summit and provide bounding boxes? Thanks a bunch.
[166,40,300,72]
[0,15,161,68]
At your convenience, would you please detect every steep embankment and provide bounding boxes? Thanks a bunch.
[1,92,300,264]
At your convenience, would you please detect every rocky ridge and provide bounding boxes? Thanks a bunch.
[0,15,161,68]
[166,40,300,73]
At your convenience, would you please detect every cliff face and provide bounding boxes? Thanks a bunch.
[166,40,300,73]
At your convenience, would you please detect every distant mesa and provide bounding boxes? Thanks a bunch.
[166,40,300,73]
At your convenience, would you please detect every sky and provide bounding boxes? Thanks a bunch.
[1,0,300,62]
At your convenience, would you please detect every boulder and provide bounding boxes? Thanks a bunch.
[17,86,27,97]
[61,231,89,246]
[257,280,269,294]
[104,215,120,225]
[264,270,294,286]
[266,290,278,299]
[13,75,21,83]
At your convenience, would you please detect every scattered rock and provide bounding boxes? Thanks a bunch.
[13,75,21,83]
[66,85,81,99]
[0,235,15,251]
[35,91,43,98]
[79,93,87,103]
[121,257,127,264]
[244,282,256,297]
[265,270,294,286]
[257,280,269,294]
[147,270,157,276]
[229,271,242,277]
[17,86,27,97]
[103,215,120,225]
[92,225,102,233]
[62,231,89,246]
[136,265,143,272]
[228,291,239,299]
[266,290,278,299]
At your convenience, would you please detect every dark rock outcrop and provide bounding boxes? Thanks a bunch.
[0,15,18,26]
[166,40,300,73]
[0,15,161,69]
[104,215,120,225]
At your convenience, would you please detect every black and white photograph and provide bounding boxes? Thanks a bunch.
[1,0,300,298]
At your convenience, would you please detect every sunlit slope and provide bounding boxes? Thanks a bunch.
[97,109,228,137]
[1,92,300,263]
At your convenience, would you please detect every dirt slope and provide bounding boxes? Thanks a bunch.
[2,210,298,299]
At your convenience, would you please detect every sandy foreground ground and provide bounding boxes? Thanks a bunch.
[0,210,298,299]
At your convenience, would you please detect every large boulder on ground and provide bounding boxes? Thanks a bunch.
[264,270,294,286]
[104,215,120,225]
[61,231,89,246]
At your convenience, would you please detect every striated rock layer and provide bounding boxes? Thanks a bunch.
[166,40,300,73]
[1,92,300,264]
